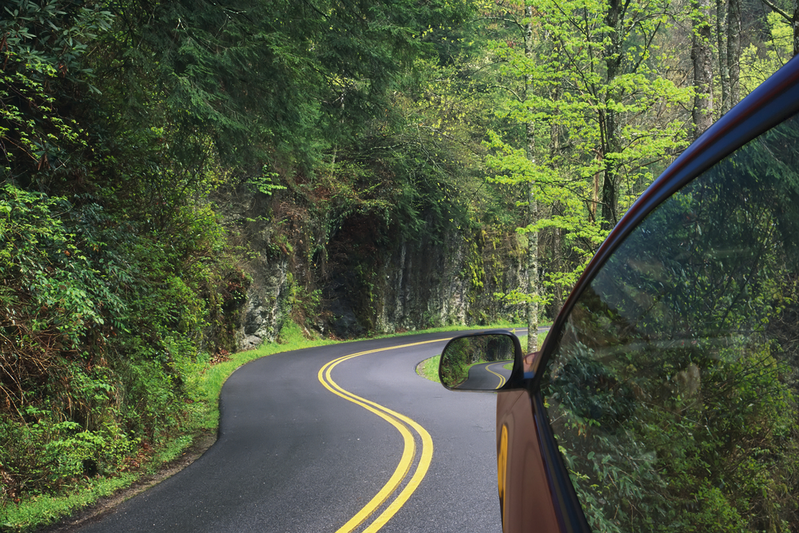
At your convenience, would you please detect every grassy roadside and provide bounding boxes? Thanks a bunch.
[0,321,334,532]
[1,321,517,532]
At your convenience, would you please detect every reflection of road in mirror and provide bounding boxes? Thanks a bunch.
[439,332,523,389]
[454,360,513,390]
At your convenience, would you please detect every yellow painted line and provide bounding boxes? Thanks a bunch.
[317,338,450,532]
[319,358,415,532]
[486,363,507,388]
[361,404,434,533]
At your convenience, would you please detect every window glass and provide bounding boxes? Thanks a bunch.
[542,115,799,532]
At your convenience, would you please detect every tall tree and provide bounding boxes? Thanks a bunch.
[717,0,731,114]
[727,0,743,105]
[484,0,691,318]
[692,0,714,138]
[523,6,540,353]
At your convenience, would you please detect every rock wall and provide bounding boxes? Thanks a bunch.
[238,257,288,350]
[376,228,471,332]
[214,185,292,350]
[223,188,526,347]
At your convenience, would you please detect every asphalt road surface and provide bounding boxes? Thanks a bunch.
[458,361,513,390]
[76,330,521,533]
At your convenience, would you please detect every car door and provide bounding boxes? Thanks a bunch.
[500,56,799,532]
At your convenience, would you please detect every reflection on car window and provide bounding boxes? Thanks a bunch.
[542,115,799,532]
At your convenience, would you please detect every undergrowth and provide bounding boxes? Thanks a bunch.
[1,322,509,531]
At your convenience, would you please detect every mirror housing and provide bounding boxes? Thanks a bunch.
[438,331,527,391]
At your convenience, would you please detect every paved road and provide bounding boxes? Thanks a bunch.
[77,331,511,532]
[459,361,512,390]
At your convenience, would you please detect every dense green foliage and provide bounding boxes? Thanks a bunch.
[0,0,487,522]
[1,0,797,527]
[0,0,250,510]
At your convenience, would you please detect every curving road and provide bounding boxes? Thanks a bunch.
[74,331,514,532]
[457,361,513,390]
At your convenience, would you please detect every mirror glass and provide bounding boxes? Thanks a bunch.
[439,334,519,390]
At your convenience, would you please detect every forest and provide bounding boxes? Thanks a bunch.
[0,0,796,528]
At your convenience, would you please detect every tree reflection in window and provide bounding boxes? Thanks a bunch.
[542,116,799,532]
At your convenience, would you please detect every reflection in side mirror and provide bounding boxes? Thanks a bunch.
[439,332,523,391]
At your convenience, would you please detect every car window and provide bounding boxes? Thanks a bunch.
[541,114,799,532]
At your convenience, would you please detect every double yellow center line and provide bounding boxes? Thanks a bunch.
[317,339,449,532]
[486,363,507,389]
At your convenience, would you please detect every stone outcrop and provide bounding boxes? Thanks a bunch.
[220,187,526,348]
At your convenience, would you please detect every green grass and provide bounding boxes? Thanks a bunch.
[2,321,526,531]
[1,475,137,531]
[416,354,441,383]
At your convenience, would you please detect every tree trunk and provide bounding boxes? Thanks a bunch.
[717,0,730,114]
[549,88,563,316]
[727,0,741,106]
[600,154,617,228]
[692,0,714,139]
[524,5,539,354]
[600,0,623,229]
[551,202,564,314]
[794,0,799,56]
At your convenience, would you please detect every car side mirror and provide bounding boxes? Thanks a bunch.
[438,332,526,391]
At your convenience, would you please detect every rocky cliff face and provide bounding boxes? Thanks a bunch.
[238,257,288,350]
[376,227,472,332]
[220,187,525,348]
